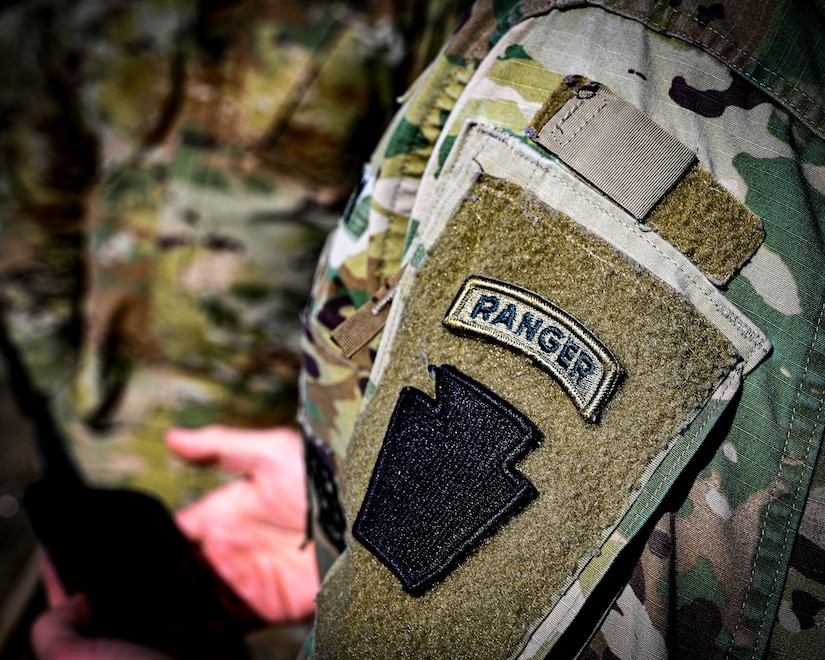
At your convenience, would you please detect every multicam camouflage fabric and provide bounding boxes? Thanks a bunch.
[300,0,825,657]
[0,0,470,507]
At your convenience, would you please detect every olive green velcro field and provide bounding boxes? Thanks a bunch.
[529,75,764,285]
[645,165,765,286]
[314,174,740,660]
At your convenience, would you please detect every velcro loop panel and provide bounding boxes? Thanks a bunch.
[646,166,765,285]
[316,176,741,660]
[529,75,765,286]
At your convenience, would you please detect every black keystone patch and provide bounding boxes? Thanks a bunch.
[353,364,542,596]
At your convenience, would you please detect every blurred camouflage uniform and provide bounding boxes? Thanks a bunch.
[299,0,825,657]
[0,0,470,507]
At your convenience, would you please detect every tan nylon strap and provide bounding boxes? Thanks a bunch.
[331,267,407,358]
[532,80,696,219]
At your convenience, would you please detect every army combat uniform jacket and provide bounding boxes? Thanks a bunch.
[299,1,825,658]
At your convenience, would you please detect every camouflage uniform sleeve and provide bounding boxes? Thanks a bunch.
[300,1,825,658]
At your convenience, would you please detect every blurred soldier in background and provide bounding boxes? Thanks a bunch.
[0,0,471,650]
[0,0,467,508]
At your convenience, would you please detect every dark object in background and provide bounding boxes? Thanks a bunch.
[0,313,257,659]
[24,480,253,658]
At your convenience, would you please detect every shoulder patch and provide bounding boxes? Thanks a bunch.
[352,364,541,596]
[444,276,623,422]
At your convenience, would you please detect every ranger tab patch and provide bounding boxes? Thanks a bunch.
[444,276,622,422]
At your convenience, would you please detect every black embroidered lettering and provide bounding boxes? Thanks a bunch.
[491,303,517,330]
[471,295,499,321]
[572,351,595,385]
[557,339,579,370]
[516,311,543,341]
[444,276,623,421]
[538,326,563,354]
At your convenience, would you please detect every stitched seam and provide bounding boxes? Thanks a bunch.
[727,297,825,658]
[697,25,820,125]
[481,126,769,363]
[549,96,609,147]
[382,65,469,283]
[625,395,723,533]
[713,304,765,346]
[612,0,822,126]
[755,390,825,649]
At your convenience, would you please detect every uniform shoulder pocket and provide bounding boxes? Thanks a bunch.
[314,120,771,659]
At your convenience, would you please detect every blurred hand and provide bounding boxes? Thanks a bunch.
[167,425,319,623]
[32,593,173,660]
[40,551,67,607]
[32,425,317,658]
